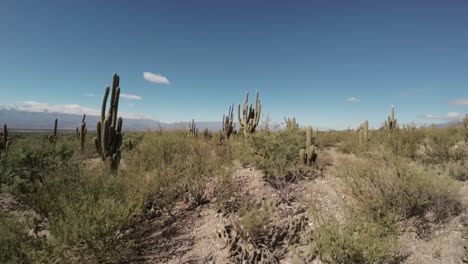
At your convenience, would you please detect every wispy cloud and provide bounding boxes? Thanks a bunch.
[128,103,135,108]
[85,93,97,97]
[120,94,142,100]
[1,101,153,120]
[419,112,463,120]
[143,72,170,85]
[346,97,360,103]
[449,98,468,105]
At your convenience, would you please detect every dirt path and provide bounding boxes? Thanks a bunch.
[399,181,468,264]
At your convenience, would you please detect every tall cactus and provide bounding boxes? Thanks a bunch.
[238,91,261,136]
[299,126,317,166]
[188,118,198,137]
[222,104,235,139]
[384,105,398,132]
[284,117,299,129]
[359,120,369,150]
[463,114,468,143]
[0,124,10,153]
[76,114,87,151]
[48,119,58,143]
[94,73,123,171]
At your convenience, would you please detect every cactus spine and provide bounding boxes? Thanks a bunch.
[384,105,398,132]
[188,118,198,137]
[359,120,369,150]
[238,91,261,136]
[222,104,235,139]
[48,119,58,143]
[299,126,317,166]
[0,124,10,153]
[93,73,123,171]
[284,117,299,129]
[76,114,87,150]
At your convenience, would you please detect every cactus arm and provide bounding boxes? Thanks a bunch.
[101,87,110,124]
[53,119,58,137]
[112,87,120,128]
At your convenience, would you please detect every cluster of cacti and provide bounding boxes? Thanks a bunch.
[464,114,468,143]
[358,120,369,150]
[94,73,123,171]
[0,124,10,154]
[299,126,317,166]
[188,118,199,137]
[238,91,261,136]
[284,117,299,129]
[222,104,235,139]
[384,105,398,132]
[76,114,87,150]
[48,119,58,143]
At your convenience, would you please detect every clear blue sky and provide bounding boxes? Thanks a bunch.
[1,0,468,129]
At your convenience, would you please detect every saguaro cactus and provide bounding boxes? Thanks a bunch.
[188,118,198,137]
[359,120,369,150]
[238,91,261,136]
[299,126,317,166]
[384,105,398,132]
[463,114,468,143]
[76,114,87,150]
[94,73,123,171]
[284,117,299,129]
[48,119,58,143]
[222,104,235,139]
[0,124,10,153]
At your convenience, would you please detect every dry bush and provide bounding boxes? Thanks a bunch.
[337,156,461,223]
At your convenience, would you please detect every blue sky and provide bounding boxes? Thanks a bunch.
[1,0,468,129]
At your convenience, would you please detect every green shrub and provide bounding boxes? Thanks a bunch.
[0,213,53,264]
[310,214,400,264]
[235,129,307,179]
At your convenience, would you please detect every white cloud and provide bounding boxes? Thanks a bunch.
[85,93,97,97]
[449,98,468,105]
[143,72,170,85]
[128,103,135,108]
[419,112,463,120]
[346,97,360,103]
[120,93,142,100]
[1,101,153,120]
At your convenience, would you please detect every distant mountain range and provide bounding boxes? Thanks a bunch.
[436,120,464,128]
[0,108,223,131]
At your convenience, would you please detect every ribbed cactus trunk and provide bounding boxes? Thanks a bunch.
[48,119,58,143]
[359,120,369,150]
[238,91,261,136]
[463,114,468,143]
[222,104,235,139]
[299,126,317,166]
[188,118,198,137]
[76,114,87,151]
[384,106,398,133]
[94,73,123,171]
[0,124,10,153]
